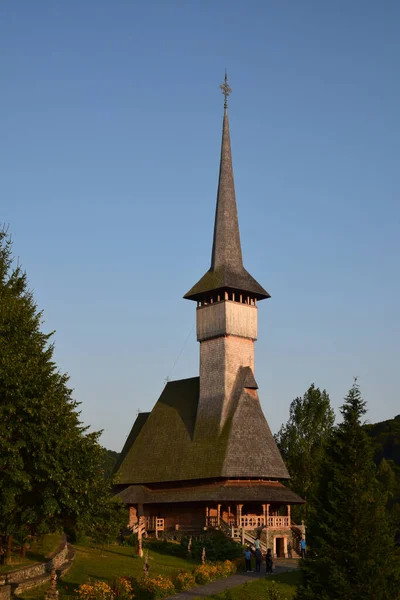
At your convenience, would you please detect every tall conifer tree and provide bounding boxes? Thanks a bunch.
[0,230,120,556]
[296,381,400,600]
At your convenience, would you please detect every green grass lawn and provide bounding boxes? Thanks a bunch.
[0,533,62,573]
[203,570,301,600]
[20,542,201,599]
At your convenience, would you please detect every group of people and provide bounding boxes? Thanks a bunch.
[244,538,273,573]
[244,536,306,572]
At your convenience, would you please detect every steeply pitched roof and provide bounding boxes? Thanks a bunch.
[184,109,270,301]
[242,366,258,389]
[117,480,305,505]
[114,371,289,485]
[113,411,150,475]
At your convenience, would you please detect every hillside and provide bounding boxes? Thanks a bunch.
[365,414,400,467]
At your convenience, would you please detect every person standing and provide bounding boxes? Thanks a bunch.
[255,547,262,572]
[244,546,252,572]
[300,537,306,559]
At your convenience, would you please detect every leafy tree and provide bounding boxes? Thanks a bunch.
[0,229,115,560]
[275,384,335,520]
[296,381,400,600]
[86,496,128,552]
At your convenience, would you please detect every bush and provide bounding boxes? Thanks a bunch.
[220,560,237,577]
[174,571,196,591]
[121,533,138,547]
[231,556,244,571]
[193,564,213,585]
[182,530,243,562]
[139,575,175,599]
[145,538,186,558]
[111,577,134,600]
[265,581,290,600]
[77,581,115,600]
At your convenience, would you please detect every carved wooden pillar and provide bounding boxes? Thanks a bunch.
[205,506,209,527]
[262,504,266,526]
[287,505,291,523]
[238,504,243,528]
[217,504,221,526]
[137,504,144,558]
[266,503,270,527]
[284,536,288,558]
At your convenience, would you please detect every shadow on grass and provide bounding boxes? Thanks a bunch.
[84,545,143,559]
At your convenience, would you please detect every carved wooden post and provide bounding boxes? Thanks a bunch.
[137,517,143,558]
[238,503,243,528]
[266,503,270,527]
[217,504,221,527]
[287,504,291,525]
[137,504,144,558]
[205,506,209,528]
[262,504,266,527]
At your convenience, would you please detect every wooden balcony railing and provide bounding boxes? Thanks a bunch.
[267,516,290,528]
[207,515,291,530]
[240,515,265,529]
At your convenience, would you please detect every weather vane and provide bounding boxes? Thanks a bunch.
[220,71,232,110]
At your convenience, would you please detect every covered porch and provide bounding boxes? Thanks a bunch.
[205,502,291,530]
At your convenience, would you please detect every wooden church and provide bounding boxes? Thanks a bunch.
[114,77,304,558]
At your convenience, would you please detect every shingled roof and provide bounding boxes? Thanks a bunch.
[184,108,270,301]
[114,372,290,485]
[117,480,305,505]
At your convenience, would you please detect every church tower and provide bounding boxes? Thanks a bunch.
[115,75,294,494]
[184,74,270,439]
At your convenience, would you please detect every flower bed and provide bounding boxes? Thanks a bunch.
[76,560,237,600]
[77,577,134,600]
[173,571,195,591]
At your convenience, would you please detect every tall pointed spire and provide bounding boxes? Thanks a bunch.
[184,74,270,301]
[211,73,243,271]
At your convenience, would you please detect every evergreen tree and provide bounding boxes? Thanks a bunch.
[275,384,335,520]
[296,381,400,600]
[0,230,114,557]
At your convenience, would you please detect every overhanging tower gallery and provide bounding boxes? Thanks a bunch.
[114,76,304,558]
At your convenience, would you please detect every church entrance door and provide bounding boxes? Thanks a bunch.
[275,537,284,558]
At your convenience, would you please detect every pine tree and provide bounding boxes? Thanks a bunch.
[0,229,115,557]
[296,381,400,600]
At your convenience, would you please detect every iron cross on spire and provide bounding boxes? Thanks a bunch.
[220,71,232,110]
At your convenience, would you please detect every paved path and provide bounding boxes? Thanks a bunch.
[165,560,298,600]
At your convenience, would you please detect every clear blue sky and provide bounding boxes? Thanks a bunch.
[2,1,399,451]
